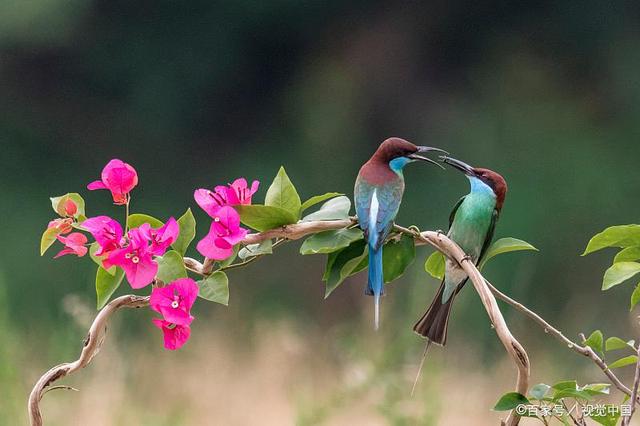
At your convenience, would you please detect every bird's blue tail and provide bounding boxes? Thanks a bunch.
[366,245,384,330]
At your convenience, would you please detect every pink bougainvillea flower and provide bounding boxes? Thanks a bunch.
[54,232,88,258]
[107,227,156,289]
[152,318,192,350]
[225,178,259,205]
[196,206,247,260]
[48,218,74,235]
[194,187,230,217]
[139,218,179,256]
[87,159,138,205]
[150,278,198,325]
[194,177,260,217]
[82,216,123,257]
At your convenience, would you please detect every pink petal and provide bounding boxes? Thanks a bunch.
[173,278,199,309]
[152,319,192,350]
[194,189,225,218]
[127,257,158,289]
[196,230,234,260]
[87,180,107,190]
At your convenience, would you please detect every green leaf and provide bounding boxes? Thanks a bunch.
[529,383,550,400]
[552,388,593,401]
[602,262,640,290]
[583,225,640,255]
[235,204,297,232]
[324,239,367,298]
[552,380,577,391]
[591,406,621,426]
[50,193,85,218]
[631,283,640,311]
[156,250,187,283]
[127,213,163,229]
[580,383,611,396]
[301,196,351,222]
[40,226,61,256]
[89,242,115,275]
[614,246,640,263]
[95,267,125,309]
[609,355,638,369]
[238,239,273,260]
[493,392,530,411]
[172,208,196,256]
[584,330,604,355]
[300,228,363,255]
[478,237,538,270]
[606,337,635,351]
[265,166,301,216]
[424,251,445,280]
[382,234,415,283]
[197,271,229,305]
[300,192,342,214]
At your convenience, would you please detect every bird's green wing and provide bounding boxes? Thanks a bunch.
[477,209,499,265]
[448,196,466,231]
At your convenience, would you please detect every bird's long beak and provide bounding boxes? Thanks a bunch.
[408,146,449,169]
[440,156,476,176]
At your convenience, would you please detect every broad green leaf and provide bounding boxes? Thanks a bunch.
[127,213,163,229]
[238,239,273,260]
[552,380,577,391]
[425,251,445,280]
[602,262,640,290]
[583,225,640,255]
[591,406,621,426]
[197,271,229,305]
[300,228,363,255]
[156,250,187,283]
[40,227,61,256]
[89,242,115,275]
[580,383,611,396]
[583,330,604,355]
[478,237,538,270]
[529,383,550,400]
[552,388,593,401]
[300,192,342,214]
[606,337,635,352]
[95,266,125,309]
[493,392,530,411]
[631,283,640,311]
[614,246,640,263]
[50,193,85,218]
[324,239,367,298]
[301,196,351,222]
[172,208,196,256]
[608,355,638,369]
[235,204,297,232]
[382,234,415,283]
[265,166,301,216]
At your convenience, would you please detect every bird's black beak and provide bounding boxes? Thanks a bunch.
[440,156,476,176]
[407,146,449,169]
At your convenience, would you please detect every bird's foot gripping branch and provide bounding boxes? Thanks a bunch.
[31,157,635,426]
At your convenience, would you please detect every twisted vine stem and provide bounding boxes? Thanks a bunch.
[29,217,633,425]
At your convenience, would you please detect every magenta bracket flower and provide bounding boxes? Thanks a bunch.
[150,278,198,325]
[139,218,179,256]
[87,159,138,205]
[82,215,124,258]
[107,227,156,289]
[152,319,191,350]
[196,206,248,260]
[54,232,88,258]
[194,177,259,218]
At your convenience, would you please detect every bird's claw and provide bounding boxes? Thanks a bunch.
[408,225,421,234]
[459,255,472,264]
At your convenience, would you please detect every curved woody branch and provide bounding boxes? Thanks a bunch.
[30,218,529,425]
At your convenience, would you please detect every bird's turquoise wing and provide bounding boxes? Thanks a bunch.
[370,179,404,250]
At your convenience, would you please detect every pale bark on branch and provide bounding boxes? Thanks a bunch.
[30,218,529,425]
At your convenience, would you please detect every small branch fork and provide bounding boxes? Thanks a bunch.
[27,218,628,426]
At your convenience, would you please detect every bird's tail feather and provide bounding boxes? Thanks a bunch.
[411,340,432,396]
[366,245,384,329]
[413,280,455,346]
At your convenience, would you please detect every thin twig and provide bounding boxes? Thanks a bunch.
[623,341,640,425]
[484,279,637,403]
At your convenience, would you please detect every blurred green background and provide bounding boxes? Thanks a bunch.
[2,1,640,424]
